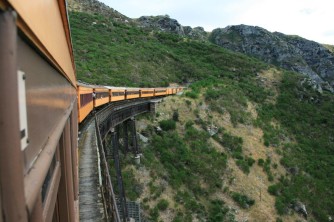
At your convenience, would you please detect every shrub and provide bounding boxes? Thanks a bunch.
[236,159,250,174]
[231,192,255,209]
[247,157,255,166]
[268,184,281,196]
[205,88,221,100]
[185,91,198,99]
[275,198,287,215]
[185,120,194,129]
[172,110,179,121]
[258,158,264,166]
[159,119,176,131]
[208,200,230,222]
[157,199,169,211]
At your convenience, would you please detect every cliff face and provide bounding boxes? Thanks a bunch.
[209,25,334,92]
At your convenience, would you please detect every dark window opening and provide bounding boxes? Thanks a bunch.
[96,92,109,99]
[126,91,140,95]
[112,92,125,96]
[80,93,92,107]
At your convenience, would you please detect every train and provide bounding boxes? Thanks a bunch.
[0,0,182,221]
[77,83,183,123]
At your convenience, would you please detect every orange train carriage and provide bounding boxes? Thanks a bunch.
[77,85,183,123]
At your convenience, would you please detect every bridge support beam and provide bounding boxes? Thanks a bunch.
[123,121,129,154]
[129,117,140,156]
[111,128,128,222]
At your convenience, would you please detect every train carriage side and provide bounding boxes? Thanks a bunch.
[94,87,109,108]
[78,85,93,123]
[140,88,154,98]
[110,88,126,101]
[154,88,167,96]
[126,88,140,99]
[0,0,80,221]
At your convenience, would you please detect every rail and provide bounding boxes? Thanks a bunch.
[95,117,121,222]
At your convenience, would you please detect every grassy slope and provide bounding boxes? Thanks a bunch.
[70,11,266,86]
[70,10,334,221]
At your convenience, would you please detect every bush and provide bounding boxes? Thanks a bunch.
[185,91,198,99]
[159,119,176,131]
[268,184,281,196]
[231,192,255,209]
[173,110,179,121]
[185,120,194,129]
[236,159,250,174]
[258,158,264,166]
[208,200,231,222]
[157,199,169,211]
[247,157,255,166]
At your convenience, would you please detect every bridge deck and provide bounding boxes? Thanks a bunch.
[79,122,105,221]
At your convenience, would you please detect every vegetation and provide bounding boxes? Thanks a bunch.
[70,9,334,221]
[159,119,176,131]
[157,199,169,211]
[70,11,267,86]
[231,192,255,209]
[257,72,334,220]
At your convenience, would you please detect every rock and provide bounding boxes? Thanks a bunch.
[207,125,218,136]
[156,126,162,132]
[138,133,148,143]
[292,201,308,218]
[183,26,208,41]
[209,25,334,92]
[137,15,185,36]
[137,16,209,41]
[68,0,131,24]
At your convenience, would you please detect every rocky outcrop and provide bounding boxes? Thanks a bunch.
[137,15,185,36]
[183,26,208,41]
[67,0,131,23]
[137,15,208,41]
[291,201,308,219]
[209,25,334,92]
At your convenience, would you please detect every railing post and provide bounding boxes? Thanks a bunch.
[111,128,128,222]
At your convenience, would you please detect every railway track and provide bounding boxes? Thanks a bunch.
[78,121,105,221]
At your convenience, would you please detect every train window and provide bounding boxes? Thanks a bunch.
[141,91,152,94]
[112,92,125,96]
[96,92,109,99]
[156,90,166,93]
[41,154,57,204]
[80,93,92,107]
[126,91,139,95]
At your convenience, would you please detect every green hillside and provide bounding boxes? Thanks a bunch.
[69,10,334,221]
[70,11,266,86]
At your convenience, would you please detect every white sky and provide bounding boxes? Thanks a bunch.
[100,0,334,45]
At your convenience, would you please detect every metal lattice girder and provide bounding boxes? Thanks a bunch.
[111,128,128,222]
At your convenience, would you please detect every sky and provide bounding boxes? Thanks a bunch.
[99,0,334,45]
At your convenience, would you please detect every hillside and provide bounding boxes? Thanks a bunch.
[68,1,334,221]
